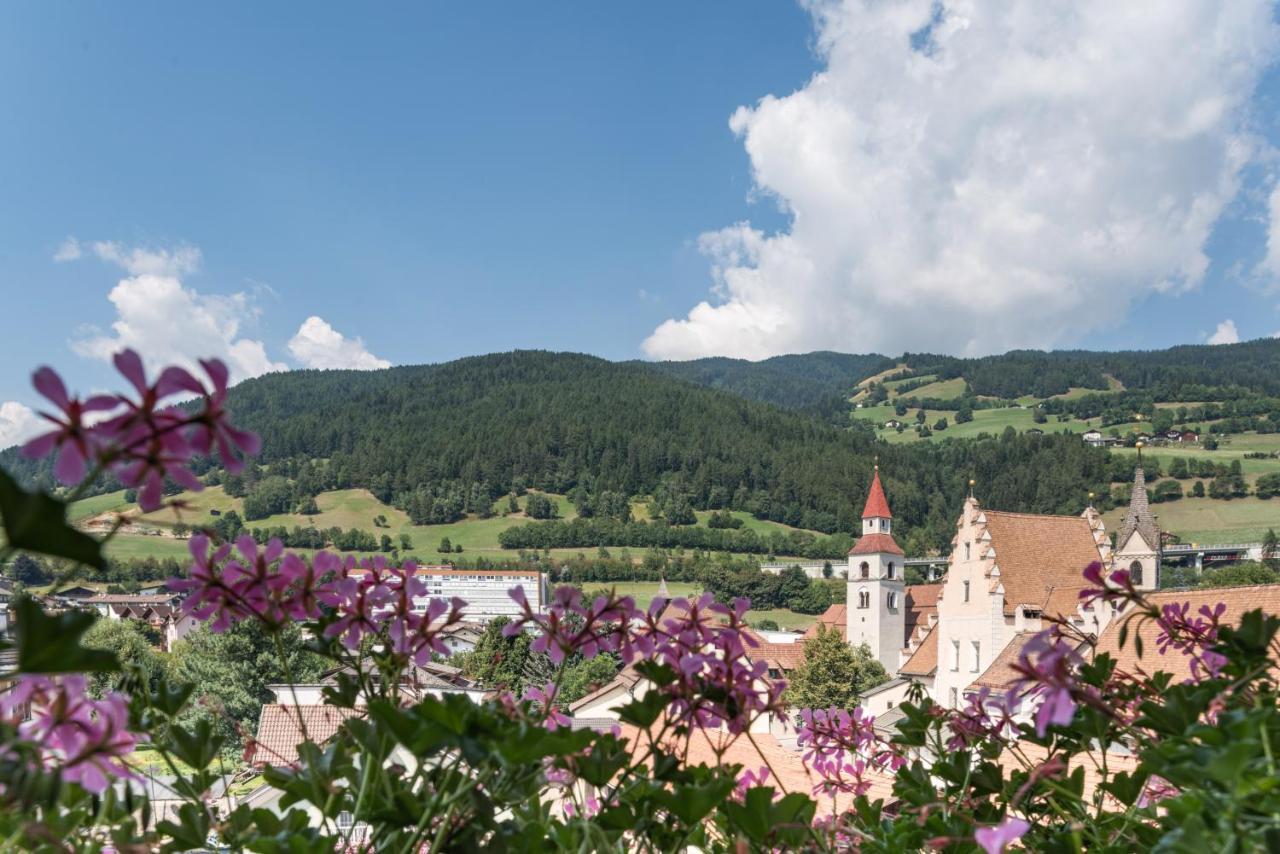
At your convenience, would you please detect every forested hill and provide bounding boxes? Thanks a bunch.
[3,350,1119,551]
[900,338,1280,399]
[636,351,889,413]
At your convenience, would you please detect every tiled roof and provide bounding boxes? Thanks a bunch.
[904,583,942,639]
[251,704,360,767]
[568,667,643,713]
[899,625,938,677]
[1094,584,1280,683]
[981,509,1106,617]
[86,593,179,605]
[803,605,847,641]
[862,470,893,519]
[848,533,905,557]
[617,725,895,815]
[749,641,807,672]
[967,632,1038,692]
[1116,466,1159,552]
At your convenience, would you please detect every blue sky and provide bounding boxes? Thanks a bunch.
[3,1,1280,438]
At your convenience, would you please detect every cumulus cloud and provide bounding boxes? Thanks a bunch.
[0,401,41,450]
[1207,319,1240,345]
[91,240,202,278]
[287,316,391,370]
[72,241,286,382]
[645,0,1279,359]
[53,236,82,262]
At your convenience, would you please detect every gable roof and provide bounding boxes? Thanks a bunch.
[899,625,938,677]
[981,509,1106,617]
[803,604,847,641]
[251,704,360,767]
[1116,467,1159,553]
[862,470,893,519]
[568,667,643,714]
[904,583,942,640]
[1094,584,1280,683]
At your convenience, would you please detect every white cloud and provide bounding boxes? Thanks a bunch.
[1207,319,1240,344]
[53,236,82,262]
[287,316,391,371]
[0,401,42,450]
[92,240,202,278]
[645,0,1279,359]
[72,241,286,382]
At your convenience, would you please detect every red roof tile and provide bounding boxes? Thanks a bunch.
[848,533,905,557]
[803,604,847,641]
[899,625,938,677]
[251,704,360,768]
[1094,584,1280,683]
[862,470,893,519]
[981,509,1107,617]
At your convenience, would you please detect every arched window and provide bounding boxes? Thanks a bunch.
[1129,560,1143,587]
[887,561,895,579]
[857,588,870,609]
[859,562,870,579]
[886,592,898,610]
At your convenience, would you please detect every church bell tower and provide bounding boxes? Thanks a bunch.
[847,466,906,673]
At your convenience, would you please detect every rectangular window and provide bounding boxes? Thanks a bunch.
[950,640,960,671]
[971,641,981,672]
[949,688,958,708]
[963,580,970,602]
[964,542,971,560]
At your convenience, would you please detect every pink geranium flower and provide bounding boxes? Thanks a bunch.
[975,816,1030,854]
[21,366,119,484]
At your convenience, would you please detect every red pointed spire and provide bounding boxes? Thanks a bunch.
[861,468,892,519]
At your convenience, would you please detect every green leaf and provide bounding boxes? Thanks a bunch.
[13,596,118,674]
[0,468,104,569]
[617,691,669,728]
[165,719,224,772]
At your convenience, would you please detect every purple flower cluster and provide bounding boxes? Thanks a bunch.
[633,594,787,734]
[0,675,137,795]
[796,706,903,797]
[504,585,640,665]
[946,686,1017,752]
[171,542,467,663]
[22,351,259,511]
[1155,600,1228,682]
[1011,627,1083,738]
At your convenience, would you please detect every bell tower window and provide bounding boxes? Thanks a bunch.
[859,562,870,579]
[1129,560,1143,587]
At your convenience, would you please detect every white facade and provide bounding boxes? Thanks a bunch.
[401,567,546,620]
[845,470,906,675]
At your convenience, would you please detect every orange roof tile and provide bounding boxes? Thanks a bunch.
[981,509,1106,617]
[803,604,847,642]
[848,533,905,557]
[899,625,938,677]
[251,704,360,768]
[905,583,942,639]
[749,641,807,672]
[1094,584,1280,683]
[862,470,893,519]
[967,632,1038,693]
[617,725,895,815]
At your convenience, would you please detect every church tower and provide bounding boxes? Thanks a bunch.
[1114,460,1160,591]
[847,467,906,674]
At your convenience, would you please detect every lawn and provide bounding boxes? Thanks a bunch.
[743,608,817,631]
[900,377,967,400]
[853,403,1046,443]
[1101,495,1280,544]
[69,489,131,521]
[580,580,701,607]
[1110,433,1280,485]
[103,533,198,561]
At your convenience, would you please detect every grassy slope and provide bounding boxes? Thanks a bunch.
[79,487,823,563]
[1101,496,1279,544]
